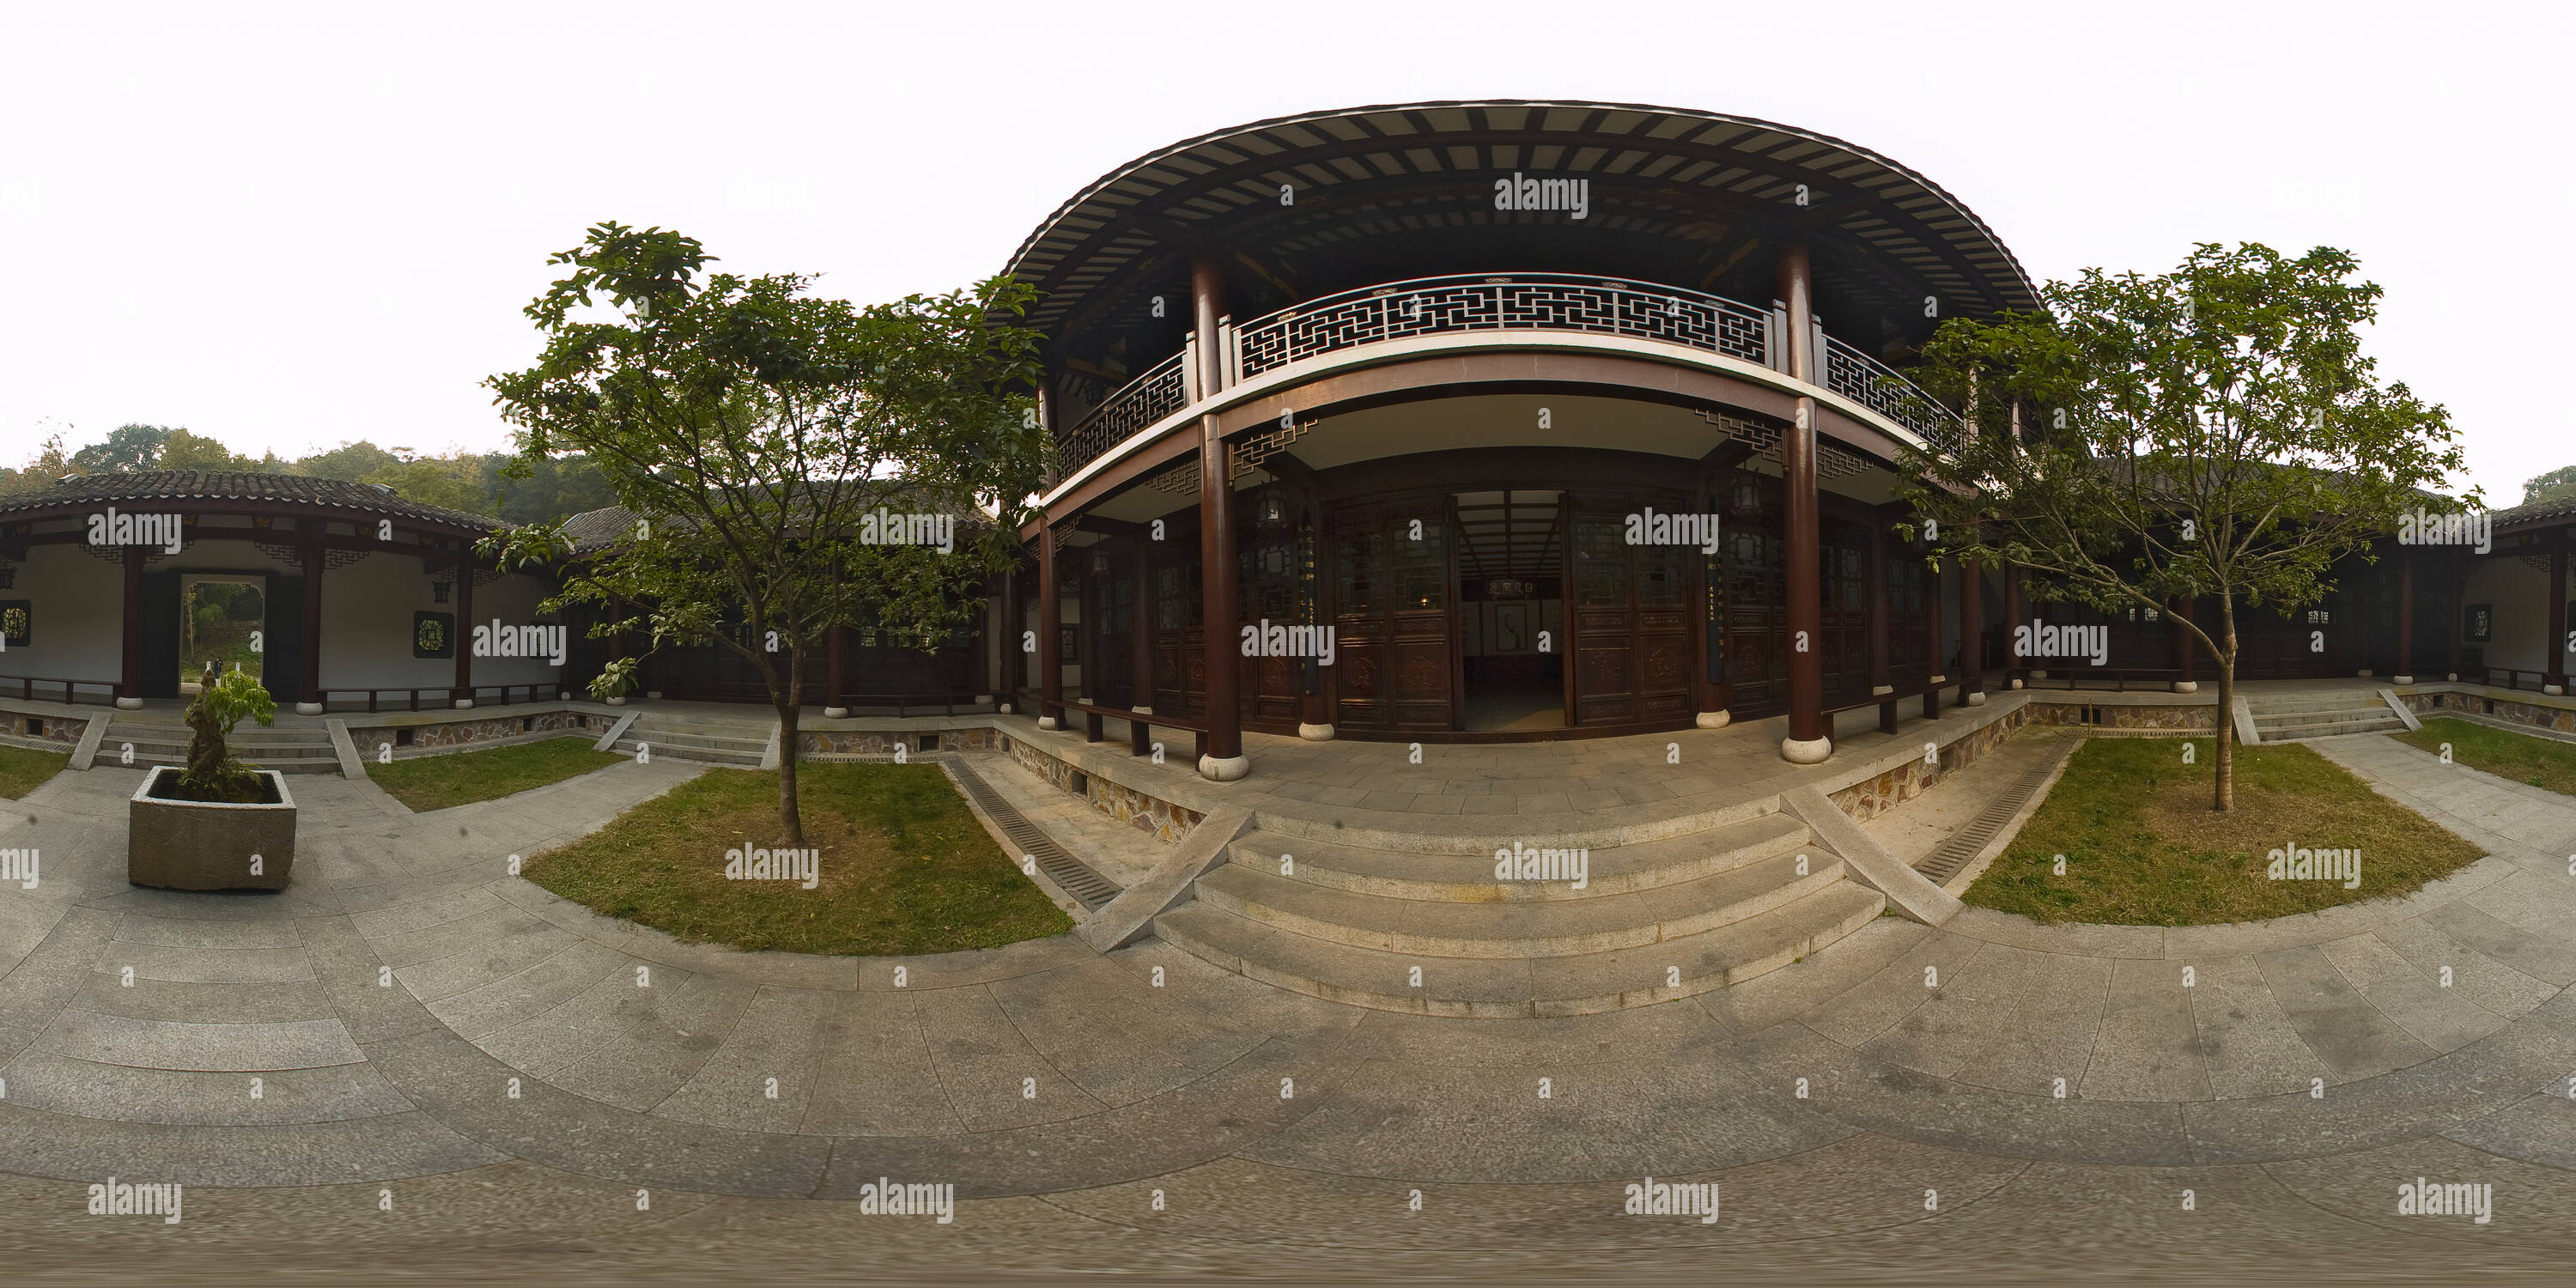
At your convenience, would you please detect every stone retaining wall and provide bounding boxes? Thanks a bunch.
[1829,706,2032,822]
[2022,701,2217,732]
[803,727,999,756]
[6,712,87,744]
[999,733,1202,842]
[2409,690,2576,735]
[349,710,610,754]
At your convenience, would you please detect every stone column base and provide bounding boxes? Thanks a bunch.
[1871,684,1894,696]
[2008,678,2024,690]
[1780,734,1832,764]
[606,695,627,706]
[997,702,1012,714]
[1297,722,1335,740]
[295,702,324,715]
[1965,690,1988,706]
[1036,716,1059,731]
[453,699,474,710]
[2172,681,2198,694]
[116,696,143,710]
[823,707,849,719]
[1132,705,1154,716]
[2357,669,2372,678]
[1696,709,1731,730]
[1199,754,1251,781]
[2391,676,2414,686]
[975,694,993,704]
[647,690,664,700]
[2549,685,2567,697]
[2446,673,2458,683]
[2031,669,2050,680]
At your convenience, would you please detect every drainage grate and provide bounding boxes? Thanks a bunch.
[1914,742,2075,885]
[943,758,1122,910]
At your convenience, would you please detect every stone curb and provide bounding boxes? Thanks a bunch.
[1780,785,1960,927]
[1079,809,1255,952]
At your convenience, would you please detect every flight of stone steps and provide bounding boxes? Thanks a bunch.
[2246,690,2406,742]
[1154,805,1886,1017]
[608,709,775,768]
[102,718,342,775]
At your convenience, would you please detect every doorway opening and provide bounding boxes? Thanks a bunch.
[179,576,264,694]
[1455,489,1566,731]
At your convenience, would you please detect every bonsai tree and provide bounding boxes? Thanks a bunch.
[176,662,277,803]
[1894,242,2472,812]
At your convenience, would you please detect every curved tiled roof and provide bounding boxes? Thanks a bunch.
[1003,100,2040,356]
[0,470,501,532]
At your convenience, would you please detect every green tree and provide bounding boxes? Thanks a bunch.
[0,432,70,495]
[159,428,264,471]
[2524,465,2576,506]
[479,222,1046,842]
[69,422,173,471]
[293,440,404,482]
[1894,242,2473,812]
[361,452,489,515]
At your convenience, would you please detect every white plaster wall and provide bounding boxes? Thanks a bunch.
[0,544,123,683]
[317,553,562,691]
[2464,557,2549,672]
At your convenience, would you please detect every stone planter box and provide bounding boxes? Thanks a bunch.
[128,766,297,890]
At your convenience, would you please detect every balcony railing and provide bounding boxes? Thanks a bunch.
[1048,271,1962,483]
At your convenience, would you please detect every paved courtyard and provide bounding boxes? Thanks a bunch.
[6,726,2576,1280]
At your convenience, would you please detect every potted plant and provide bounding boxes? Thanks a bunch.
[129,662,296,890]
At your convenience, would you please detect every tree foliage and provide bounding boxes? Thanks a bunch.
[2524,465,2576,507]
[478,222,1047,841]
[1893,242,2473,811]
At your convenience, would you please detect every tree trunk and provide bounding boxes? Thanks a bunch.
[775,697,803,846]
[2213,599,2240,813]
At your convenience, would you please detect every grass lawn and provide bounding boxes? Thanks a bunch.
[366,735,625,811]
[0,743,70,799]
[1964,738,2483,926]
[523,762,1072,956]
[2392,717,2576,797]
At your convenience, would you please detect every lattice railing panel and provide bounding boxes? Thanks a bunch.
[1823,335,1960,454]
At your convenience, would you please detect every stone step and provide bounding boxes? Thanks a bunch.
[2248,694,2394,714]
[1194,848,1845,958]
[2253,713,2405,740]
[1225,812,1812,903]
[1154,881,1886,1018]
[623,724,770,751]
[611,736,761,767]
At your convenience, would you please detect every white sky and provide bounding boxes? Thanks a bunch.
[3,1,2564,505]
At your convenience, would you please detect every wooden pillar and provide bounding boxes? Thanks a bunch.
[2394,550,2415,684]
[1866,514,1892,696]
[452,550,474,707]
[299,526,324,712]
[1776,240,1829,763]
[1959,556,1985,707]
[1131,534,1154,714]
[1198,420,1244,778]
[1695,473,1731,728]
[1923,554,1945,720]
[2172,595,2198,693]
[1039,520,1062,727]
[2445,566,2462,682]
[2002,560,2022,687]
[2549,548,2569,695]
[825,622,847,714]
[119,546,143,708]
